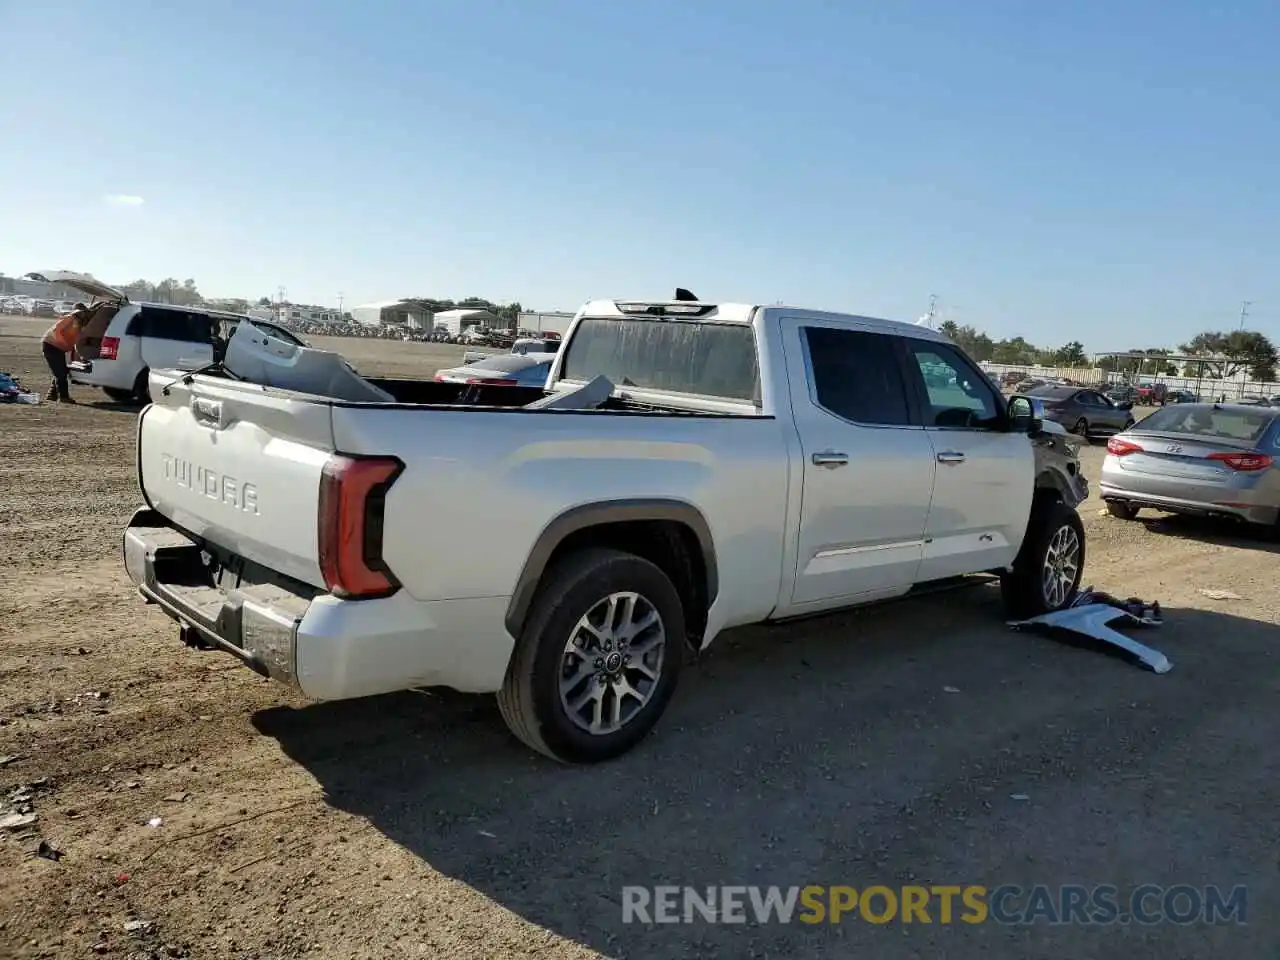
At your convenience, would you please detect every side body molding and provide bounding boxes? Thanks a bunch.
[503,499,720,637]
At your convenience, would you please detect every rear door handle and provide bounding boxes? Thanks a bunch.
[936,451,966,465]
[812,451,849,468]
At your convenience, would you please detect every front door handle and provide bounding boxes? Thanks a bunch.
[812,451,849,468]
[936,451,966,465]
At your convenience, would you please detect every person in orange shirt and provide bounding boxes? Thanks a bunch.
[42,303,91,403]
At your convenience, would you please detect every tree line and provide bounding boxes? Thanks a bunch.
[937,320,1277,382]
[85,277,1280,382]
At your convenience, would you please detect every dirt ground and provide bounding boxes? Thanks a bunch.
[1,314,1278,959]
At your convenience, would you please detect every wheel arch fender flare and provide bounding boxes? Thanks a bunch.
[503,498,719,638]
[1034,469,1072,503]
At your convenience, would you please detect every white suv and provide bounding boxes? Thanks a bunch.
[25,271,306,403]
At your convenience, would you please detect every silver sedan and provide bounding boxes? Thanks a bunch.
[1100,403,1280,528]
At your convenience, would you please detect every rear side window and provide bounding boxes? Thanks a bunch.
[560,317,759,401]
[127,306,214,343]
[1137,406,1274,443]
[802,327,912,425]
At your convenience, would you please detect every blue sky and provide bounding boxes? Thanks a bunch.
[2,0,1277,350]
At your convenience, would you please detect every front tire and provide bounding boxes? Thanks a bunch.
[1072,418,1089,437]
[1002,498,1086,619]
[497,548,685,763]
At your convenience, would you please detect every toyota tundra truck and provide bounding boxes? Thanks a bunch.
[122,296,1088,763]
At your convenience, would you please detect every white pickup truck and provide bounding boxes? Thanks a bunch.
[123,296,1088,763]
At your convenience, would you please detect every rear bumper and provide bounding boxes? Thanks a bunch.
[122,509,516,699]
[68,360,95,385]
[1099,482,1279,525]
[69,359,133,390]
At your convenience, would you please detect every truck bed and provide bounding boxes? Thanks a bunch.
[200,369,758,417]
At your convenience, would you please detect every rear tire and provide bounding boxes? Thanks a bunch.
[1106,501,1140,520]
[1002,498,1086,619]
[1124,419,1136,430]
[102,387,135,403]
[1072,418,1089,437]
[497,548,685,763]
[133,368,151,404]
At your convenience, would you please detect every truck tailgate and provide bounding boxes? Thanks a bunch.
[138,375,336,588]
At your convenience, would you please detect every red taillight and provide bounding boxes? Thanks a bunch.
[467,377,517,385]
[1107,437,1144,456]
[1208,452,1274,472]
[317,454,403,599]
[100,336,120,360]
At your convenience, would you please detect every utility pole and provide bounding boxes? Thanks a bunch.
[917,294,938,328]
[337,292,344,321]
[1238,300,1252,330]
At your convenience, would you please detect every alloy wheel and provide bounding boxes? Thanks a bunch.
[1041,525,1081,609]
[558,591,666,736]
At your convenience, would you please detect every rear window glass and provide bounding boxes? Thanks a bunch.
[560,317,759,401]
[474,354,548,373]
[1136,405,1274,442]
[128,306,214,342]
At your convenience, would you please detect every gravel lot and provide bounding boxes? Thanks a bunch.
[1,314,1278,959]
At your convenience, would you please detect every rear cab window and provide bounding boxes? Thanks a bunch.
[559,315,759,402]
[801,327,912,425]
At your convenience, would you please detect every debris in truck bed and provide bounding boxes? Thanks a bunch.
[221,321,396,402]
[523,373,614,410]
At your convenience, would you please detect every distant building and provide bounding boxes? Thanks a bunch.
[349,299,433,328]
[434,308,498,336]
[517,311,576,336]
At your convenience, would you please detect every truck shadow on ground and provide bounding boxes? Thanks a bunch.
[253,588,1278,959]
[81,399,144,414]
[1135,513,1280,555]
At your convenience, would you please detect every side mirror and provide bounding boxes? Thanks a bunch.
[1008,395,1044,434]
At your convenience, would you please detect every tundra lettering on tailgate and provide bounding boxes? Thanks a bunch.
[160,453,260,514]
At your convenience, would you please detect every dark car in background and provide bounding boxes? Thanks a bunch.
[1105,384,1140,406]
[1020,384,1137,440]
[1166,389,1200,404]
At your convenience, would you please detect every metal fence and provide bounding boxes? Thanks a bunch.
[981,359,1278,402]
